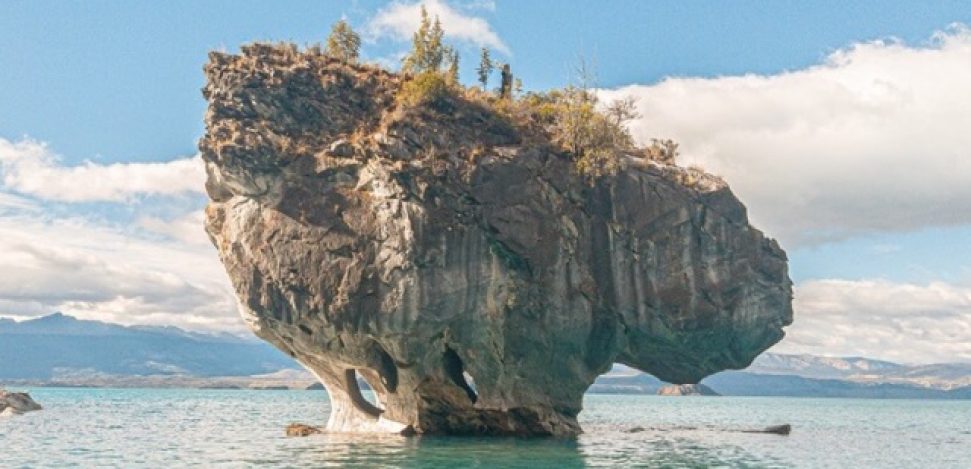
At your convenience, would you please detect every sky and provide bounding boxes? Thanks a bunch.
[1,0,970,364]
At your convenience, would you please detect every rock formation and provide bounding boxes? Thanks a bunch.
[0,389,42,416]
[201,44,793,436]
[744,424,792,436]
[286,423,323,437]
[656,383,720,396]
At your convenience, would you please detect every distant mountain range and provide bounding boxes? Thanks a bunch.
[2,313,969,399]
[0,313,298,379]
[593,353,971,399]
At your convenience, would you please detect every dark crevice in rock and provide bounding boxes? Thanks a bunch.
[443,346,478,404]
[371,344,399,393]
[485,235,531,274]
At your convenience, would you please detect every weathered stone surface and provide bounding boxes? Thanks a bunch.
[0,389,42,416]
[656,383,720,396]
[201,44,793,437]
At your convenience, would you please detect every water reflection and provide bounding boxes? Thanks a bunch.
[266,427,783,468]
[272,432,586,468]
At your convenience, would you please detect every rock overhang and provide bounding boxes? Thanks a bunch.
[201,43,793,436]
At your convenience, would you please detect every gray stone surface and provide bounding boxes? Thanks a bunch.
[0,389,42,416]
[201,44,793,436]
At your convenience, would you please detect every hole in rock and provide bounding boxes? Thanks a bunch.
[344,369,384,418]
[592,363,678,398]
[372,346,399,393]
[443,346,478,404]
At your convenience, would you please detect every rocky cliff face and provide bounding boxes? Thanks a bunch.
[201,44,793,436]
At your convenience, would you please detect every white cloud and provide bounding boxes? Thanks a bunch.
[773,278,971,364]
[367,0,509,54]
[0,208,244,332]
[137,210,210,246]
[599,25,971,246]
[0,159,245,331]
[0,138,205,203]
[0,137,237,331]
[0,192,38,212]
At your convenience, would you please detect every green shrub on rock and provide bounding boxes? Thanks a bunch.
[397,71,452,109]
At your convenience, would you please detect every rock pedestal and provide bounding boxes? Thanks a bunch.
[201,44,793,436]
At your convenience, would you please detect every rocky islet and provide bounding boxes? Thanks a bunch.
[201,43,793,436]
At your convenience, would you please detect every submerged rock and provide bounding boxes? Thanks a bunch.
[763,424,792,435]
[743,424,792,436]
[657,384,720,396]
[0,389,42,416]
[201,44,793,436]
[286,423,323,437]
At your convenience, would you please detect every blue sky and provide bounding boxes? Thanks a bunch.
[2,0,970,363]
[5,0,969,162]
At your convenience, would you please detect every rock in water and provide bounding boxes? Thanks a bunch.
[657,384,720,396]
[0,389,42,416]
[742,424,792,436]
[201,44,793,437]
[763,424,792,435]
[286,423,323,437]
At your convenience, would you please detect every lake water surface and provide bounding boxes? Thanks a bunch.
[1,388,968,467]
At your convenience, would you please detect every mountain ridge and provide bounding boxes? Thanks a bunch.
[0,313,298,379]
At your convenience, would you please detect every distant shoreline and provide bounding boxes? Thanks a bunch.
[5,382,970,400]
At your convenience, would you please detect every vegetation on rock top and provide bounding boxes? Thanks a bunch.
[311,7,682,180]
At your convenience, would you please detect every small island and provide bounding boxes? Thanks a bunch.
[200,10,792,437]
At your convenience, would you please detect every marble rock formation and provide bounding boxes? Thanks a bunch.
[201,44,793,437]
[0,389,42,416]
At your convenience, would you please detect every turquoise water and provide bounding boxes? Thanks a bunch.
[1,388,969,468]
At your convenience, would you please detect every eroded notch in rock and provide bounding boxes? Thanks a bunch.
[344,369,384,418]
[371,345,399,393]
[443,346,477,404]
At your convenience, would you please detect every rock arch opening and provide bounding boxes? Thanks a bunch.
[344,369,383,418]
[443,346,477,404]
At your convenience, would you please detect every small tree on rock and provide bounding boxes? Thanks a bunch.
[325,19,361,63]
[477,47,493,89]
[402,6,449,73]
[446,49,460,84]
[499,63,513,99]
